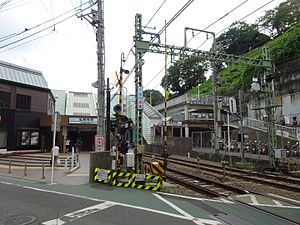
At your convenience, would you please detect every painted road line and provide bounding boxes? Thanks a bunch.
[268,193,300,205]
[42,202,115,225]
[41,218,65,225]
[157,191,234,204]
[67,173,89,177]
[272,200,283,207]
[248,203,300,209]
[153,193,221,225]
[3,179,221,224]
[153,193,193,219]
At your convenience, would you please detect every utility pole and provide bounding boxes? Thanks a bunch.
[96,0,105,136]
[79,1,105,137]
[134,14,144,173]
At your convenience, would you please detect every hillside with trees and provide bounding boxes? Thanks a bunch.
[161,0,300,97]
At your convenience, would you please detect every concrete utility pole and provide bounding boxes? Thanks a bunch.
[96,0,105,136]
[80,1,105,136]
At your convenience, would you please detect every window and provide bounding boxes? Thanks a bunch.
[0,91,10,108]
[74,93,88,97]
[19,131,39,146]
[16,94,31,110]
[73,102,89,108]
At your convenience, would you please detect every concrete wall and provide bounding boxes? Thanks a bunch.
[89,151,112,183]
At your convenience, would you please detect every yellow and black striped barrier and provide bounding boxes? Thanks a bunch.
[112,171,135,188]
[150,160,165,177]
[94,168,113,184]
[131,174,161,191]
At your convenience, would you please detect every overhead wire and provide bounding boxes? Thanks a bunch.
[0,0,94,43]
[115,0,195,97]
[144,0,249,90]
[0,1,96,49]
[111,0,168,92]
[0,0,35,13]
[145,0,277,90]
[186,0,249,46]
[0,30,54,54]
[197,0,275,49]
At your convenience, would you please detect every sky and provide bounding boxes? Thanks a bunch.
[0,0,286,96]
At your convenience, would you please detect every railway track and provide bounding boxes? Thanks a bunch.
[144,153,300,193]
[166,167,248,197]
[144,154,300,225]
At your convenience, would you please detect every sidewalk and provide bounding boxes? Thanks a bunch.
[0,152,91,185]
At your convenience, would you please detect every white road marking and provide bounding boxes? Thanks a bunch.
[153,193,221,225]
[157,191,234,204]
[273,200,283,207]
[42,202,115,224]
[41,218,65,225]
[153,193,193,219]
[268,193,300,204]
[9,182,219,223]
[249,194,259,205]
[249,203,300,209]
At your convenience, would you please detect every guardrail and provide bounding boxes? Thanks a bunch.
[243,117,297,140]
[64,153,80,173]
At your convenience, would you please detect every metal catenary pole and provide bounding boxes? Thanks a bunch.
[134,14,144,173]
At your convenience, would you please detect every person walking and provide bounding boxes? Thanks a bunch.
[51,146,59,166]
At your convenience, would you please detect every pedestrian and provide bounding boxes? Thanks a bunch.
[65,138,70,153]
[51,146,60,166]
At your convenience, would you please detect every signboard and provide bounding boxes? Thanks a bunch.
[137,86,143,98]
[69,117,97,124]
[276,130,289,138]
[137,98,143,110]
[95,135,105,152]
[97,169,108,181]
[51,112,61,132]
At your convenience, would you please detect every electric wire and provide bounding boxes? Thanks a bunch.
[0,0,35,13]
[0,1,95,49]
[186,0,249,46]
[0,30,54,54]
[0,0,94,43]
[197,0,275,49]
[111,0,167,89]
[111,0,168,93]
[112,0,195,100]
[145,0,277,90]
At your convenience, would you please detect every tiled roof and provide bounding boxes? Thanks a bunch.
[0,61,48,88]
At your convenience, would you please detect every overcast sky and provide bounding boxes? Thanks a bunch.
[0,0,285,95]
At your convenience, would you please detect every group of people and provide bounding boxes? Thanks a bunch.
[50,137,82,166]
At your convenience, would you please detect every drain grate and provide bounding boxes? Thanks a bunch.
[1,216,36,225]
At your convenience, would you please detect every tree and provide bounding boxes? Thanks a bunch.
[161,56,208,95]
[216,21,270,55]
[144,89,164,106]
[258,0,300,37]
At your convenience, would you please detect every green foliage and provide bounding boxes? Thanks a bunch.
[161,55,208,95]
[144,89,164,106]
[190,22,300,95]
[258,0,300,36]
[216,21,270,55]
